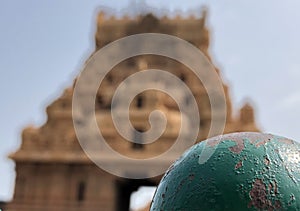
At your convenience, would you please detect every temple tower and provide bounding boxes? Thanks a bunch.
[7,10,259,211]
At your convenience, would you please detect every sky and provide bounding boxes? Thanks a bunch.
[1,0,300,205]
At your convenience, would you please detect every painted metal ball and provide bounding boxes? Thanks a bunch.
[150,132,300,210]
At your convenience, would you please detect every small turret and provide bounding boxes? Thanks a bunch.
[238,102,259,132]
[240,103,255,125]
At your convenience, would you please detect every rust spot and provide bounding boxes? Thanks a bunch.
[248,179,281,210]
[235,133,272,145]
[206,133,245,147]
[274,200,281,209]
[268,181,278,195]
[235,160,243,169]
[206,134,223,147]
[264,157,270,165]
[273,181,278,195]
[255,139,270,147]
[278,138,293,145]
[206,133,275,155]
[248,179,270,209]
[229,140,245,154]
[268,183,272,194]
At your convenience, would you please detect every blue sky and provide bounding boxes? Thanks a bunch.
[1,0,300,202]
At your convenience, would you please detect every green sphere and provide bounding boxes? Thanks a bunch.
[151,132,300,210]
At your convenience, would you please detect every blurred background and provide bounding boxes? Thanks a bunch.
[1,0,300,210]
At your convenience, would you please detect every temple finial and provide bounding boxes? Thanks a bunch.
[201,6,208,25]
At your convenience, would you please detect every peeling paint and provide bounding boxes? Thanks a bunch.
[151,133,300,211]
[264,156,270,165]
[235,160,243,170]
[248,179,281,210]
[229,140,245,154]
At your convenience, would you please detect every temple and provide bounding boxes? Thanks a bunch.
[5,10,259,211]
